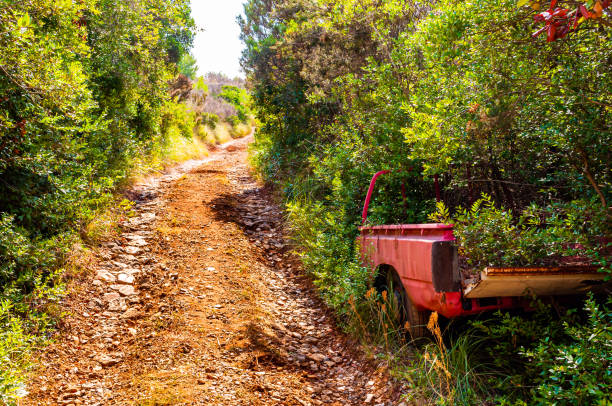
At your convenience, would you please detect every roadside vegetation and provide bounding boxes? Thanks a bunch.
[0,1,249,403]
[240,0,611,403]
[199,72,256,143]
[0,0,191,400]
[176,67,256,147]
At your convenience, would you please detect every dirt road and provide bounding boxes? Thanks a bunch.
[21,136,401,405]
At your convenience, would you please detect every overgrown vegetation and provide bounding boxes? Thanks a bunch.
[240,0,610,403]
[175,72,255,144]
[360,294,610,404]
[0,0,201,401]
[430,195,610,272]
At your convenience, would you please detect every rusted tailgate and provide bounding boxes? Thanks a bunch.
[463,266,609,298]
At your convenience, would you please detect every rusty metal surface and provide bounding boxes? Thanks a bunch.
[358,170,607,318]
[463,266,609,299]
[360,224,454,231]
[484,266,601,276]
[361,170,391,225]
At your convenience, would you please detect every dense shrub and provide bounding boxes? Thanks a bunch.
[1,0,195,236]
[468,295,612,405]
[431,195,611,271]
[241,0,610,403]
[525,297,611,404]
[219,85,252,124]
[177,54,199,80]
[0,0,195,401]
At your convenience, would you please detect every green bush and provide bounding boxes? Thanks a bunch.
[430,195,611,272]
[468,295,612,404]
[0,0,196,402]
[241,0,610,403]
[525,297,612,405]
[0,215,65,292]
[219,85,253,124]
[286,201,371,314]
[177,54,199,79]
[161,99,198,140]
[385,296,612,405]
[0,215,68,404]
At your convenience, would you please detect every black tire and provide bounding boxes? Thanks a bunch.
[404,293,430,339]
[375,266,431,339]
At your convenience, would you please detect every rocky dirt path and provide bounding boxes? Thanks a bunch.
[21,137,402,405]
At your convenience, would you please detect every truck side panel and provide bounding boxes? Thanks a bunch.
[359,225,466,317]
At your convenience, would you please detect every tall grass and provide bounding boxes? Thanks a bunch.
[409,314,495,405]
[198,121,253,146]
[348,287,499,405]
[205,123,232,144]
[160,129,209,163]
[348,286,408,351]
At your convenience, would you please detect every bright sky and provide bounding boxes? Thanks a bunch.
[190,1,246,79]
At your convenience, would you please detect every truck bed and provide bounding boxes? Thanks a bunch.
[462,265,607,298]
[359,223,609,318]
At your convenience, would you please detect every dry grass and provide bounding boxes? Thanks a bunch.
[155,225,183,236]
[207,122,233,144]
[199,122,253,146]
[126,128,210,186]
[133,371,197,405]
[231,123,252,138]
[162,132,209,163]
[347,287,492,405]
[82,199,135,244]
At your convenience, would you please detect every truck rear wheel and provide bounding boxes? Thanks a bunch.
[375,266,430,339]
[404,294,430,339]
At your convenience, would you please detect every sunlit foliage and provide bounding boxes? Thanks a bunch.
[0,0,194,400]
[241,0,610,402]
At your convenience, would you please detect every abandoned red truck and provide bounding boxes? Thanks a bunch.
[359,170,609,337]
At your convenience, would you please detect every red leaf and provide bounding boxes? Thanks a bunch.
[547,24,556,41]
[593,0,604,17]
[556,24,569,39]
[579,4,591,18]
